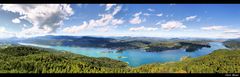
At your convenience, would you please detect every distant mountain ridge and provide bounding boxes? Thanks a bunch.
[16,35,213,52]
[223,38,240,49]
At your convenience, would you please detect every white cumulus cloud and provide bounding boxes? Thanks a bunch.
[0,4,74,37]
[129,12,143,24]
[62,5,124,33]
[201,26,226,31]
[111,19,124,25]
[161,21,186,31]
[62,22,88,33]
[129,16,142,24]
[129,26,158,31]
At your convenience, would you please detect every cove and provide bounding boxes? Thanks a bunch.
[18,42,227,67]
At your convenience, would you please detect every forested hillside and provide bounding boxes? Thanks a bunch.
[0,46,239,73]
[21,35,212,52]
[223,39,240,49]
[0,46,129,73]
[133,49,240,73]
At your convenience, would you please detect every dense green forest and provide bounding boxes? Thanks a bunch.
[0,45,240,73]
[144,41,211,52]
[133,49,240,73]
[0,46,130,73]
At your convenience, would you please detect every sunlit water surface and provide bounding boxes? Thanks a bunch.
[19,42,227,67]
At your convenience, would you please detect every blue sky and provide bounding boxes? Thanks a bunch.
[0,4,240,38]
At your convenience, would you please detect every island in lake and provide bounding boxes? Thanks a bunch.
[0,37,239,73]
[20,35,212,52]
[0,4,240,74]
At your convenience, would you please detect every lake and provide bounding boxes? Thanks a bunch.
[18,42,227,67]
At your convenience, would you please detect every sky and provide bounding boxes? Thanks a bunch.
[0,4,240,39]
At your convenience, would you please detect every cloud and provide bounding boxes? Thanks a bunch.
[237,33,240,35]
[129,12,143,24]
[129,26,158,31]
[19,26,53,36]
[183,29,196,32]
[186,15,197,21]
[223,29,239,33]
[201,25,240,36]
[12,18,21,23]
[0,27,16,38]
[133,12,142,17]
[156,13,163,17]
[129,16,142,24]
[0,4,74,37]
[216,33,240,39]
[105,4,117,11]
[111,19,124,25]
[155,20,166,25]
[201,26,226,31]
[161,20,186,31]
[62,5,124,33]
[112,5,121,16]
[62,22,88,33]
[95,26,113,32]
[148,8,155,12]
[143,13,150,16]
[0,27,6,32]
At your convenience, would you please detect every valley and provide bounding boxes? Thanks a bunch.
[0,4,240,74]
[0,42,239,73]
[21,35,213,52]
[0,35,239,73]
[1,35,228,67]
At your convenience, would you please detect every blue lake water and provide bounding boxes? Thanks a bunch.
[18,42,227,67]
